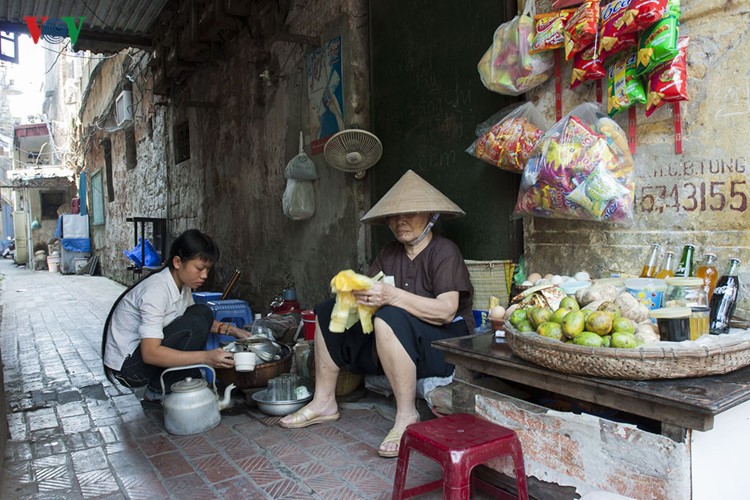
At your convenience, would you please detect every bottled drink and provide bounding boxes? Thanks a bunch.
[695,252,719,303]
[656,251,676,279]
[675,244,695,277]
[640,243,662,278]
[251,313,274,340]
[708,258,742,335]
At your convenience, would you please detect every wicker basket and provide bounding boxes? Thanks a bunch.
[504,323,750,380]
[465,260,515,310]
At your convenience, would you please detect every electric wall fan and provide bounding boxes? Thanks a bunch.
[323,129,383,179]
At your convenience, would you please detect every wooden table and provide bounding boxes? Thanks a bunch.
[433,333,750,498]
[433,333,750,432]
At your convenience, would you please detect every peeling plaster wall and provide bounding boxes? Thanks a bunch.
[81,0,369,311]
[526,0,750,317]
[476,394,691,499]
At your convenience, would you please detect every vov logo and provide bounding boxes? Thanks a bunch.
[23,16,85,45]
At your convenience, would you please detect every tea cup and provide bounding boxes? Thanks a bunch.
[234,352,257,372]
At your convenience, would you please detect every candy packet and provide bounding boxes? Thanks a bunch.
[636,0,680,75]
[563,0,601,60]
[513,103,635,223]
[467,102,549,174]
[645,36,689,117]
[607,51,647,116]
[478,1,554,96]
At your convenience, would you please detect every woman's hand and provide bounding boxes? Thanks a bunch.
[353,281,395,308]
[205,348,235,369]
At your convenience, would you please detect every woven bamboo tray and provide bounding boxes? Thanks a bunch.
[504,323,750,380]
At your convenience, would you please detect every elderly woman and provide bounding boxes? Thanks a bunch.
[280,170,474,458]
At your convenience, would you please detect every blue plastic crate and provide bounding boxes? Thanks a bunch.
[207,299,253,328]
[193,291,223,304]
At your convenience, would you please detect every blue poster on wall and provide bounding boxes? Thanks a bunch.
[307,36,344,155]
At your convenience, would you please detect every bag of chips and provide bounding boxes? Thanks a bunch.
[467,102,549,174]
[598,0,639,61]
[563,0,601,60]
[571,41,605,89]
[607,51,647,116]
[530,9,575,53]
[645,37,689,117]
[513,103,635,223]
[636,0,680,75]
[478,2,554,96]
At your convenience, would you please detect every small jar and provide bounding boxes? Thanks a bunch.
[664,277,708,308]
[664,277,710,339]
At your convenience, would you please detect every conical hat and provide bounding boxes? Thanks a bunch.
[361,170,465,224]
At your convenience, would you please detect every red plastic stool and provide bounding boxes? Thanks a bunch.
[392,413,528,500]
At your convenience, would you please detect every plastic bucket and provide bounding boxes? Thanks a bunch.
[47,256,60,273]
[624,278,667,310]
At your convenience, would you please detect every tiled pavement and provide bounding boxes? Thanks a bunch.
[0,259,457,499]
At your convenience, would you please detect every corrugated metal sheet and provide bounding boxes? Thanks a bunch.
[0,0,169,50]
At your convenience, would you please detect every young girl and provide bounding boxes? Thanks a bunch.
[102,229,249,402]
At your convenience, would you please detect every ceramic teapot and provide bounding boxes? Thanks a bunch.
[160,364,235,435]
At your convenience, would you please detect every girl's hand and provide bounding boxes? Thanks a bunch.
[206,348,235,369]
[230,325,251,339]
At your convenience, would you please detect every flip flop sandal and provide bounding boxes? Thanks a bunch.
[378,427,404,458]
[278,407,340,429]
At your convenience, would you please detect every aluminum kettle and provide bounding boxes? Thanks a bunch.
[160,364,235,436]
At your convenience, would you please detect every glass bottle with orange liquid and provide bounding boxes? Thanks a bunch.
[656,250,676,279]
[696,252,719,302]
[640,243,662,278]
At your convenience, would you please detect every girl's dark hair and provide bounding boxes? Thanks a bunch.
[167,229,220,268]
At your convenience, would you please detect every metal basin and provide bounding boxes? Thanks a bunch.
[251,389,312,416]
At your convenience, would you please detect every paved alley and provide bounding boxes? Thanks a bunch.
[0,259,450,499]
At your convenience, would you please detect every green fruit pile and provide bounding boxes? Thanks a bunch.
[508,298,642,349]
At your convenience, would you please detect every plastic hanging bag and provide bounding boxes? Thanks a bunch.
[466,102,548,174]
[285,131,318,180]
[477,1,554,96]
[123,238,162,267]
[513,102,636,223]
[282,179,315,220]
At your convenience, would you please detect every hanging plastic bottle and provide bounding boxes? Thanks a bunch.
[708,258,742,335]
[675,244,695,277]
[656,250,676,279]
[695,253,719,303]
[640,243,662,278]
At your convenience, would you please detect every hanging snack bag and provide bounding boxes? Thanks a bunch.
[598,0,638,61]
[467,102,549,174]
[607,51,647,116]
[571,41,605,89]
[645,37,689,117]
[563,0,601,61]
[530,9,575,53]
[636,0,680,75]
[513,102,635,223]
[478,1,554,96]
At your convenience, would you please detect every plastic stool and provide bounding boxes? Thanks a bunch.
[392,413,528,500]
[193,291,223,304]
[207,299,253,328]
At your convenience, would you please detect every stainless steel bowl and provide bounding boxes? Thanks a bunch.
[251,389,312,416]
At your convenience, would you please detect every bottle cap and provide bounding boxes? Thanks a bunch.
[649,307,691,319]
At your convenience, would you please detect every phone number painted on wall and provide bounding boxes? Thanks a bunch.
[638,158,748,215]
